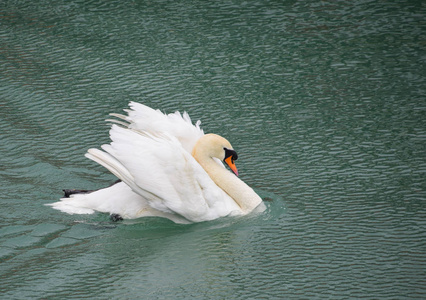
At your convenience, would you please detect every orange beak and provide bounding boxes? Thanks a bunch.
[224,156,239,176]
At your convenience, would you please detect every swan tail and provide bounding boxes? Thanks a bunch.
[47,182,143,218]
[47,182,191,223]
[46,193,97,215]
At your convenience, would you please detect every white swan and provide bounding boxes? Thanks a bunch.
[47,102,265,223]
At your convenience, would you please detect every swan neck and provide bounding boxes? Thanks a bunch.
[199,157,262,213]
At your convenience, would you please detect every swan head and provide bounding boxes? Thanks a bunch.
[192,134,239,176]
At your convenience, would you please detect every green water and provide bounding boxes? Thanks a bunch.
[1,0,425,298]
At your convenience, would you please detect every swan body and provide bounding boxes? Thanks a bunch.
[48,102,265,223]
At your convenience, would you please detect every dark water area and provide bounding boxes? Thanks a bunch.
[1,0,425,298]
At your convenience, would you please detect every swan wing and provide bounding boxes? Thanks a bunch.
[108,102,204,153]
[86,125,234,222]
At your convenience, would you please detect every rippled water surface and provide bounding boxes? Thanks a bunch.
[1,0,425,298]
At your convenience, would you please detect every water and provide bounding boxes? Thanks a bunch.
[1,0,425,298]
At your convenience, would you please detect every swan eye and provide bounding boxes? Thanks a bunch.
[224,148,238,163]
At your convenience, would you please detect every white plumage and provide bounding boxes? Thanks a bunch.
[47,102,265,223]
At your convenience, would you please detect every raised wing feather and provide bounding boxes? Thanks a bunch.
[108,102,204,153]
